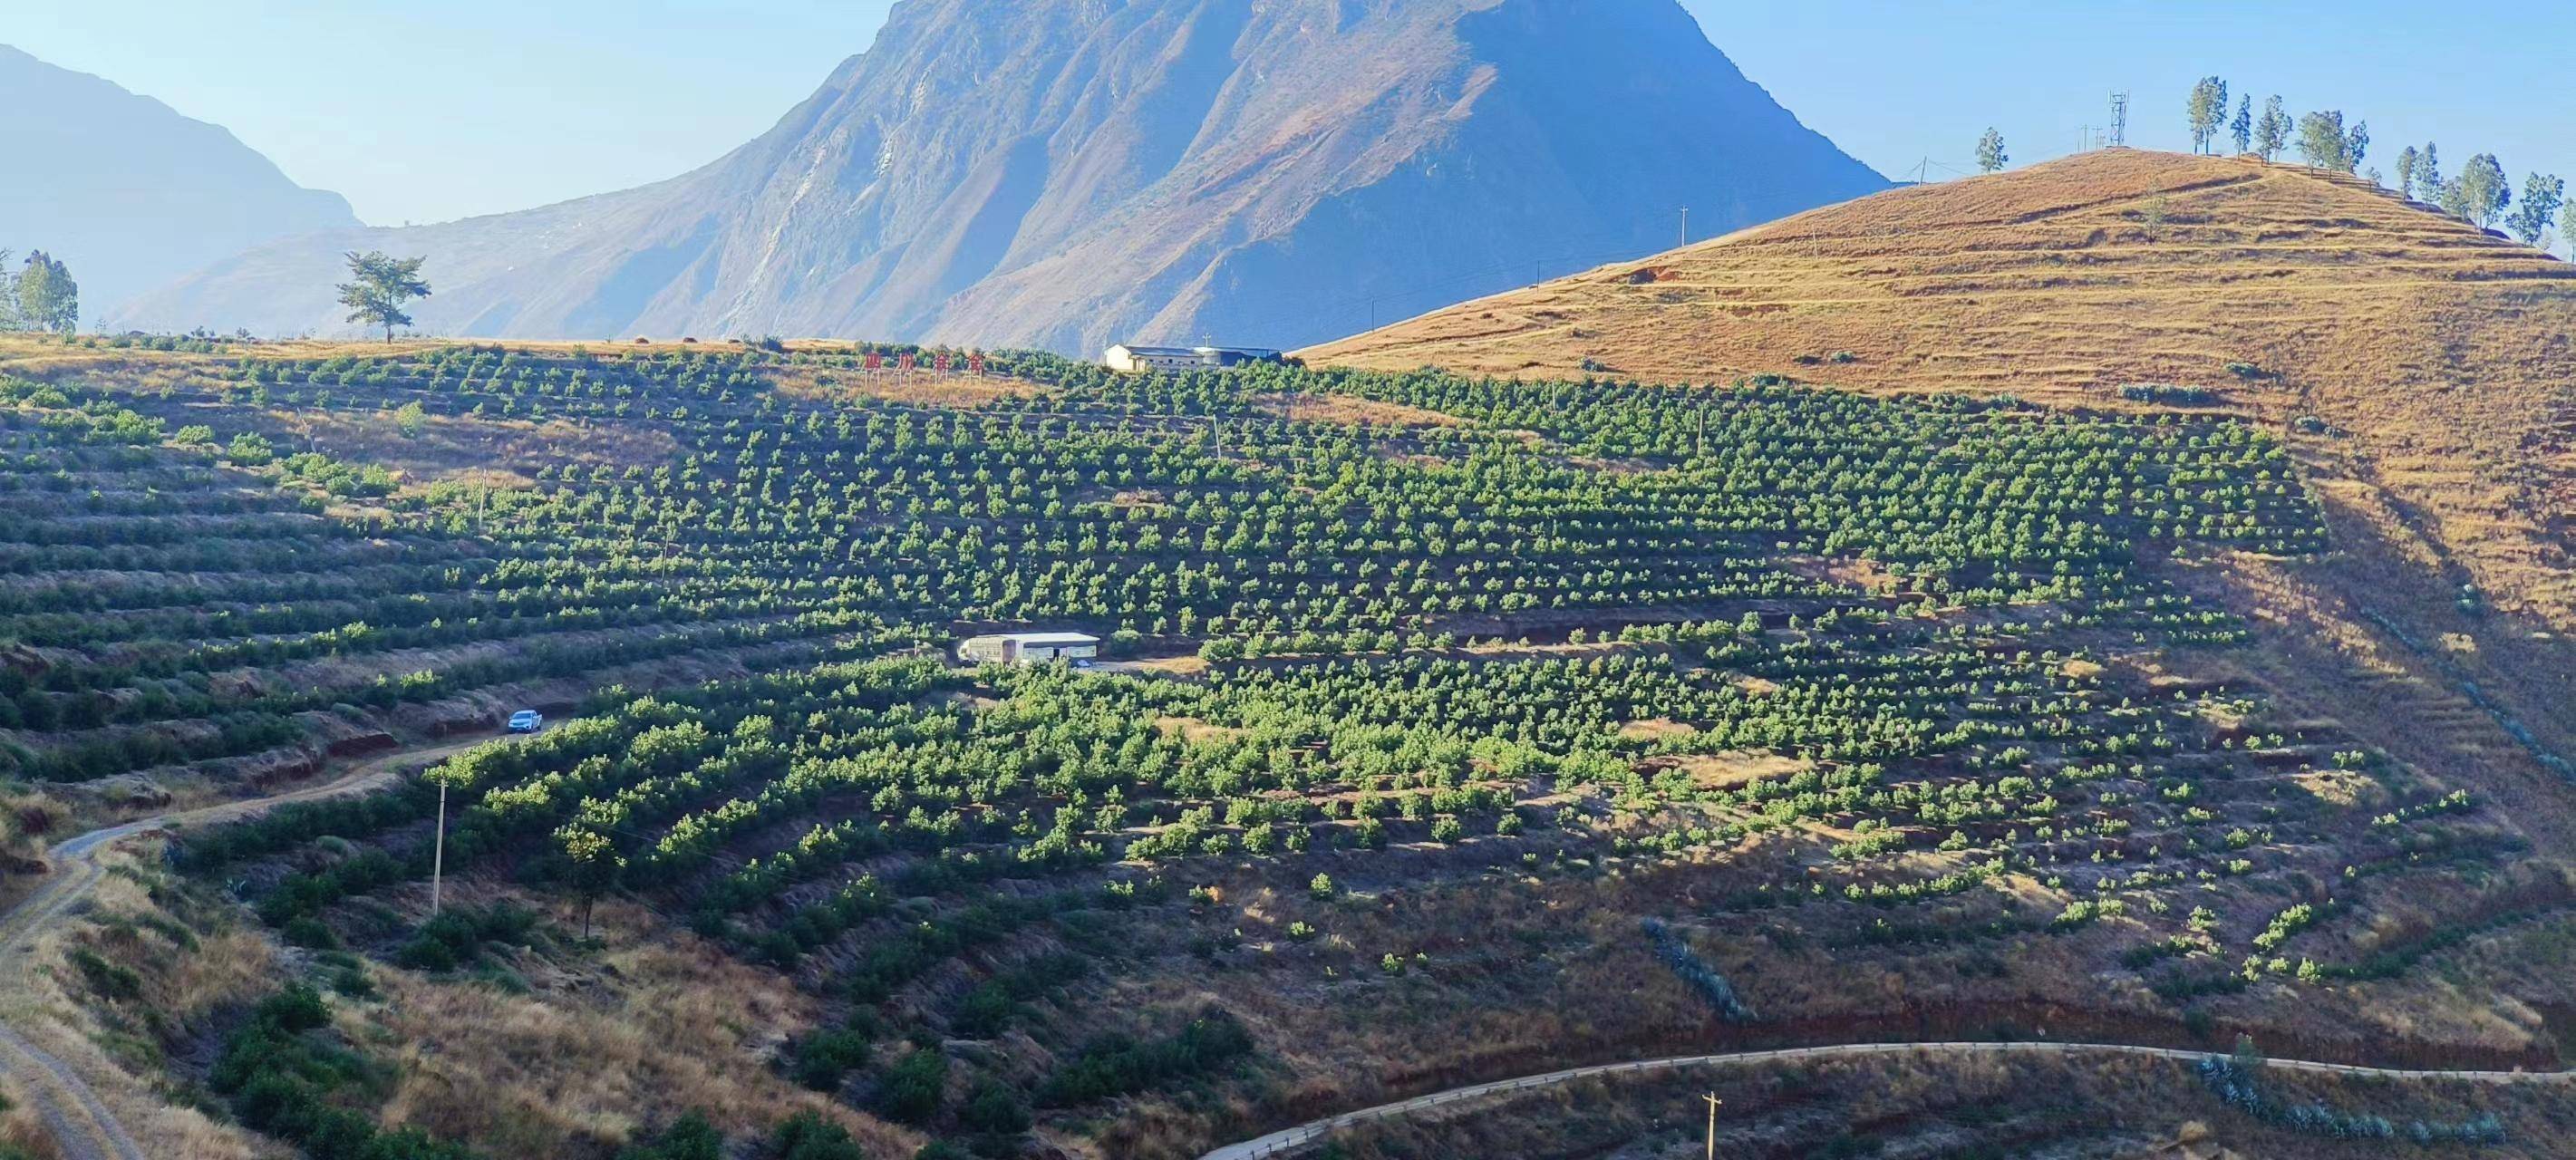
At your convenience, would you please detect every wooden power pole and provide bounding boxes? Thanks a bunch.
[1703,1093,1721,1160]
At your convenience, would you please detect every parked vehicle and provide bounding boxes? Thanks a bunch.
[508,710,543,733]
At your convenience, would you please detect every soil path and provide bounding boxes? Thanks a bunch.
[1200,1039,2574,1159]
[0,734,508,1160]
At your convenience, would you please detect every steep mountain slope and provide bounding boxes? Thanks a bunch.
[0,44,358,317]
[1307,150,2576,638]
[109,0,1885,351]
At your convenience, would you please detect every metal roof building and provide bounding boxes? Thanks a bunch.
[1103,344,1287,372]
[957,631,1102,666]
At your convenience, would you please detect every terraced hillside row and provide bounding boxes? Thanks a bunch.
[0,341,2561,1160]
[1306,150,2576,642]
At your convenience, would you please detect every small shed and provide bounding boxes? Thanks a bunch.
[957,631,1102,666]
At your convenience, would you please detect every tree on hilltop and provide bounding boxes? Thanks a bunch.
[0,249,15,331]
[1975,128,2008,173]
[2396,146,2420,198]
[336,251,431,343]
[2443,154,2510,227]
[2292,111,2365,174]
[2505,172,2563,246]
[2418,143,2442,196]
[2186,77,2228,153]
[2252,97,2290,161]
[2229,95,2252,154]
[15,251,79,336]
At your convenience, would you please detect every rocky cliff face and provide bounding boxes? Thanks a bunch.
[0,44,359,318]
[111,0,1884,352]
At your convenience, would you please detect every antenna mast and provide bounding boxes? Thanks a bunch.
[2108,92,2131,148]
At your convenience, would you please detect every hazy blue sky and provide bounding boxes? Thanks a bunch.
[12,1,2572,232]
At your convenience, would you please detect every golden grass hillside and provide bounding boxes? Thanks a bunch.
[1306,150,2576,633]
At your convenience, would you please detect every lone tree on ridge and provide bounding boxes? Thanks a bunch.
[1975,127,2008,173]
[337,251,432,343]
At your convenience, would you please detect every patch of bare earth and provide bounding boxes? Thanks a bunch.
[770,365,1050,408]
[1257,393,1465,429]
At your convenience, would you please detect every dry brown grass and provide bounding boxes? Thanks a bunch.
[365,894,914,1157]
[1155,716,1249,744]
[770,364,1049,408]
[1255,393,1464,428]
[1308,150,2576,633]
[1661,751,1811,791]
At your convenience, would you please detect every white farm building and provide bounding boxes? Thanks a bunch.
[1102,344,1287,373]
[957,631,1101,666]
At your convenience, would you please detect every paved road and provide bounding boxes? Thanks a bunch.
[1199,1039,2575,1159]
[0,736,500,1160]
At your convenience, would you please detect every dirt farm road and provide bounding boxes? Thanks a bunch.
[1199,1039,2575,1159]
[0,735,503,1160]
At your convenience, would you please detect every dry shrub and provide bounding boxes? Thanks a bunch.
[368,898,919,1157]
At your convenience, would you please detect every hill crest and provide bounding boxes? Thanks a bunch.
[1308,149,2576,633]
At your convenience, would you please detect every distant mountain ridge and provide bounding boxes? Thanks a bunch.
[111,0,1886,352]
[0,44,358,318]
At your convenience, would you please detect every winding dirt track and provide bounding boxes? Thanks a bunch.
[1198,1040,2576,1159]
[0,736,495,1160]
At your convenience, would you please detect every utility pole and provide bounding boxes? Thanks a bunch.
[1703,1094,1721,1160]
[2077,125,2093,155]
[1679,207,1690,248]
[1911,156,1932,183]
[429,778,447,916]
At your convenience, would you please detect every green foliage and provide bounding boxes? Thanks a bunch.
[2292,110,2365,173]
[336,251,432,342]
[211,983,479,1159]
[1039,1008,1253,1106]
[791,1022,874,1091]
[767,1112,867,1160]
[392,904,539,972]
[2441,153,2512,227]
[2184,77,2228,154]
[2505,171,2562,245]
[68,948,143,1002]
[2253,96,2290,161]
[876,1048,950,1124]
[12,251,78,335]
[617,1112,722,1160]
[1975,128,2006,173]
